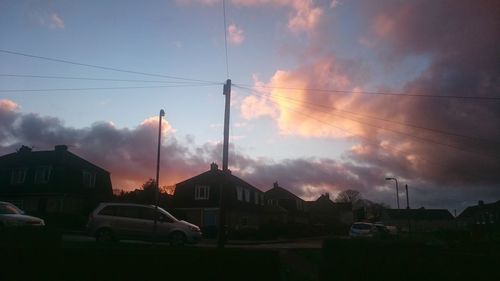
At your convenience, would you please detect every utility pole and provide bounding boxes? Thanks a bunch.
[405,184,410,209]
[218,79,231,248]
[222,79,231,171]
[153,109,165,246]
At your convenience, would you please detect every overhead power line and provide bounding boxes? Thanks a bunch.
[0,84,218,93]
[0,49,220,84]
[235,83,500,101]
[222,0,230,79]
[234,85,499,145]
[0,74,219,84]
[236,86,499,160]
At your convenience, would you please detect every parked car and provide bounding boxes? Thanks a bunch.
[0,201,45,228]
[86,203,202,246]
[349,222,378,238]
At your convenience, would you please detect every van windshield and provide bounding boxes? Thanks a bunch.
[157,207,178,222]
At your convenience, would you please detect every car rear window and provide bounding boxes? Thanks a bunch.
[0,204,21,215]
[98,206,116,216]
[352,223,372,230]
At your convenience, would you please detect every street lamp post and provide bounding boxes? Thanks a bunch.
[405,184,410,209]
[385,177,400,209]
[153,109,165,245]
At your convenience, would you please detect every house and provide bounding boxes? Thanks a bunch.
[0,145,113,224]
[172,163,266,235]
[381,208,454,232]
[264,182,308,225]
[307,193,354,231]
[457,200,500,228]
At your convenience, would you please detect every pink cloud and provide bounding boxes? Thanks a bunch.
[0,100,19,112]
[228,24,245,45]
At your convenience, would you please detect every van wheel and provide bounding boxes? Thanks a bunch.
[96,228,114,243]
[169,231,186,246]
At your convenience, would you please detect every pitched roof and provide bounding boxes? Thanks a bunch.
[175,164,261,192]
[457,200,500,219]
[264,182,304,202]
[384,208,454,221]
[0,145,109,174]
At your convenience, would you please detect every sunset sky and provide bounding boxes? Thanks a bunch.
[1,0,499,212]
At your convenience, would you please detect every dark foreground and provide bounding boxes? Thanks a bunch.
[2,228,500,281]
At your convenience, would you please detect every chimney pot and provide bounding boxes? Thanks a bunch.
[18,145,32,153]
[55,145,68,152]
[210,162,218,171]
[273,182,279,188]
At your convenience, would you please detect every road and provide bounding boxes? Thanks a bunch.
[62,233,324,249]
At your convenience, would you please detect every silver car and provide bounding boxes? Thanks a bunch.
[86,203,202,246]
[0,201,45,228]
[349,222,377,238]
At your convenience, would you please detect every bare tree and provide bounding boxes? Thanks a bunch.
[335,189,362,204]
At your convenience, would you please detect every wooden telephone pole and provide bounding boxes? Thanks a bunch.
[217,79,231,248]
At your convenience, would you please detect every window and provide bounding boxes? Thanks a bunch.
[10,168,27,184]
[115,206,141,218]
[244,189,250,202]
[195,185,210,200]
[236,186,243,201]
[34,166,52,184]
[260,194,265,206]
[254,191,259,205]
[139,208,156,220]
[98,206,116,216]
[83,170,96,188]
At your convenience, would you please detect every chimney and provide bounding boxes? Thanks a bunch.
[18,145,32,153]
[478,200,484,206]
[325,192,330,199]
[273,182,279,188]
[210,162,218,171]
[54,145,68,152]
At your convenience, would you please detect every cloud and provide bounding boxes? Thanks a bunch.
[240,0,500,190]
[1,99,499,210]
[228,24,245,45]
[49,13,65,29]
[34,12,65,30]
[182,0,324,34]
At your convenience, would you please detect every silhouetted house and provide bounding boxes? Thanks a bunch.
[457,200,500,227]
[307,194,354,232]
[381,208,454,232]
[172,163,266,235]
[0,145,112,223]
[264,182,308,224]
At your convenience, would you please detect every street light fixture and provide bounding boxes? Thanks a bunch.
[385,177,400,209]
[153,109,165,245]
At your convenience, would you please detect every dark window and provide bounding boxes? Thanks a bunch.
[0,204,22,215]
[82,170,96,188]
[98,206,116,216]
[140,208,156,220]
[352,223,372,230]
[115,206,141,219]
[34,166,52,184]
[10,168,27,184]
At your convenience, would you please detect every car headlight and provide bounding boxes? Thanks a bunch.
[189,226,200,232]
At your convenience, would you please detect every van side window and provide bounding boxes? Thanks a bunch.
[140,208,156,220]
[98,206,116,216]
[115,206,140,219]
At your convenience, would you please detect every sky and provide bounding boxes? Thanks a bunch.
[1,0,499,213]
